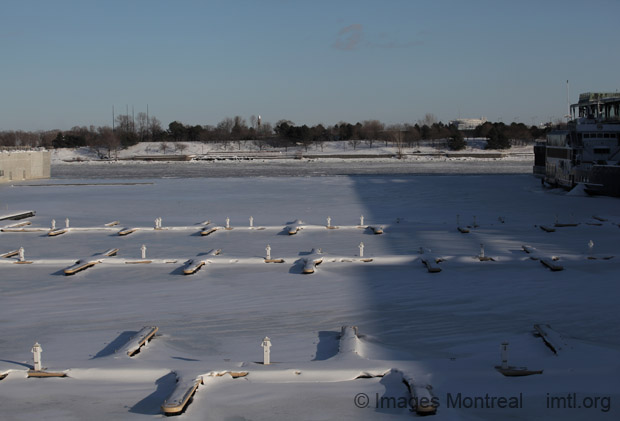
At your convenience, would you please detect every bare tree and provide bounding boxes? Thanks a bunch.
[175,143,188,153]
[386,124,406,158]
[159,142,170,154]
[418,113,438,127]
[95,126,120,159]
[136,112,149,142]
[362,120,384,148]
[149,116,163,141]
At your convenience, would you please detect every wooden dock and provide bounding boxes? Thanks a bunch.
[120,326,159,357]
[161,376,203,415]
[27,370,67,378]
[534,324,567,354]
[64,248,119,275]
[0,210,35,221]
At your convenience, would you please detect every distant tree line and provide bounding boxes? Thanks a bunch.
[0,112,550,155]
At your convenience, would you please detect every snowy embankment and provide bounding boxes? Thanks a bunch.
[50,139,534,163]
[0,175,617,420]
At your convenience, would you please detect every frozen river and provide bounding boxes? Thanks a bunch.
[1,169,618,420]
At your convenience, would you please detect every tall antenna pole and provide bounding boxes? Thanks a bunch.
[112,105,115,131]
[147,104,150,141]
[566,80,570,122]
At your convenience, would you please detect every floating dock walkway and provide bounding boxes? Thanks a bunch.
[161,375,203,415]
[118,326,159,357]
[63,248,119,275]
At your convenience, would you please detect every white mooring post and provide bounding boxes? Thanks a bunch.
[359,242,364,257]
[65,218,70,229]
[327,216,331,228]
[51,219,56,230]
[18,247,25,262]
[360,215,364,226]
[32,342,42,371]
[249,216,254,228]
[473,215,477,227]
[501,341,509,369]
[480,243,485,259]
[141,244,147,259]
[265,244,271,260]
[261,337,272,365]
[225,217,230,229]
[588,240,594,252]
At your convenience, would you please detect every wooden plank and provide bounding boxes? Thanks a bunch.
[540,259,563,271]
[495,367,543,377]
[64,260,98,275]
[422,258,442,273]
[534,324,566,354]
[1,250,19,258]
[118,227,138,236]
[122,326,159,357]
[401,373,437,415]
[161,377,203,415]
[0,211,36,221]
[302,249,323,274]
[48,228,69,237]
[540,225,556,232]
[200,227,218,236]
[64,249,118,275]
[183,259,205,275]
[457,226,470,233]
[369,225,383,234]
[3,221,31,228]
[27,370,67,378]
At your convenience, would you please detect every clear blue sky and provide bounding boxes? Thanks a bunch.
[2,0,619,131]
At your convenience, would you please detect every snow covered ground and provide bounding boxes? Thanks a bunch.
[1,170,618,420]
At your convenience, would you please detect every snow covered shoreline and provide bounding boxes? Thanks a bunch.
[51,157,534,179]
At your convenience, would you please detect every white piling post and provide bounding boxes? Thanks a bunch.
[141,244,147,259]
[480,243,485,259]
[360,215,364,226]
[31,342,42,371]
[18,246,25,262]
[225,217,230,229]
[265,244,271,260]
[473,215,477,227]
[51,219,56,230]
[249,216,254,228]
[588,240,594,252]
[326,216,331,228]
[261,336,272,365]
[501,341,509,369]
[65,218,70,229]
[359,242,364,257]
